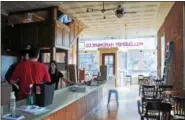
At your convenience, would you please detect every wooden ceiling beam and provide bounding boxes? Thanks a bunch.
[8,6,57,16]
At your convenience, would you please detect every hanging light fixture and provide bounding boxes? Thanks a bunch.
[125,24,127,40]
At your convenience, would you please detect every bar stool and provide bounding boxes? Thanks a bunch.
[107,89,119,105]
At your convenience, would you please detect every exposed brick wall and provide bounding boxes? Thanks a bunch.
[157,2,184,92]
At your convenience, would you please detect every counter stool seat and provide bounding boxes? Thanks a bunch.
[108,89,119,105]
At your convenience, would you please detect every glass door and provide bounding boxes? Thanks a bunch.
[102,53,115,81]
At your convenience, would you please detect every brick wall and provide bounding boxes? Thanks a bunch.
[157,2,184,92]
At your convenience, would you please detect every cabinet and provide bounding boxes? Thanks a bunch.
[7,22,56,50]
[55,22,70,49]
[22,23,38,47]
[38,23,55,47]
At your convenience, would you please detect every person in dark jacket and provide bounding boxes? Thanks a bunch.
[48,60,75,90]
[5,49,30,98]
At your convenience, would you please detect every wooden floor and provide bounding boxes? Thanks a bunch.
[85,84,140,120]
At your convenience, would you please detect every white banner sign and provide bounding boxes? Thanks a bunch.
[79,38,156,50]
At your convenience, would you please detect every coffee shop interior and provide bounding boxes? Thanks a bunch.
[1,1,185,120]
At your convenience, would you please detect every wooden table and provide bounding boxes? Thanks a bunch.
[163,90,181,96]
[162,90,181,103]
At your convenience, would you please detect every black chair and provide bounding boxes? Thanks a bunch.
[157,85,173,99]
[138,75,144,96]
[137,97,162,117]
[143,77,150,81]
[138,101,172,120]
[139,101,161,120]
[172,96,185,120]
[154,79,163,86]
[160,102,172,120]
[142,85,156,99]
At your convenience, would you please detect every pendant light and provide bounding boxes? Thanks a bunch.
[125,24,127,40]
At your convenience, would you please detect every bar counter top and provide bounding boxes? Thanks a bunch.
[2,82,105,120]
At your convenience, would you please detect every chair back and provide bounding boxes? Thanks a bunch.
[142,85,156,98]
[155,79,163,86]
[146,101,161,120]
[141,97,162,113]
[173,96,185,117]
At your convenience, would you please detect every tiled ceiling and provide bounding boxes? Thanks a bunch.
[60,2,160,40]
[1,1,174,40]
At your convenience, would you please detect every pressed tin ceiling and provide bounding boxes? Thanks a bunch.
[60,1,160,40]
[1,1,174,40]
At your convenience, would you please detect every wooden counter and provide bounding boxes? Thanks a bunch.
[2,82,105,120]
[1,83,12,105]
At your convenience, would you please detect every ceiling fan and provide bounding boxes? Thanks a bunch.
[86,2,137,19]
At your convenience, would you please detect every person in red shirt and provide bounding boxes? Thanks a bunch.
[10,48,51,100]
[5,48,30,99]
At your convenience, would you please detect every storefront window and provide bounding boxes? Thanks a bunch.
[127,50,157,77]
[79,52,98,75]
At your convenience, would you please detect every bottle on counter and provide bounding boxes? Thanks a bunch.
[26,84,34,105]
[9,92,16,117]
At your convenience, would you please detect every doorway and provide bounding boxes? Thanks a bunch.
[102,53,115,81]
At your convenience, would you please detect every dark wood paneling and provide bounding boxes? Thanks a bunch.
[22,24,38,47]
[38,23,54,47]
[43,87,103,120]
[7,22,54,50]
[8,25,23,51]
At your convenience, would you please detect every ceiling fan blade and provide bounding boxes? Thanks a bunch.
[124,11,137,14]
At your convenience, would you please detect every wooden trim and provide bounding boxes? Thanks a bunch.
[50,47,56,61]
[9,6,57,15]
[76,37,79,82]
[55,21,70,31]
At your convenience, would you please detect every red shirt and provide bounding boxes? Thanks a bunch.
[10,61,51,99]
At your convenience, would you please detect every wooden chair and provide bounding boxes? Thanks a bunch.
[137,97,162,116]
[154,79,163,86]
[142,85,156,99]
[172,96,185,120]
[138,101,172,120]
[157,85,173,99]
[140,101,161,120]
